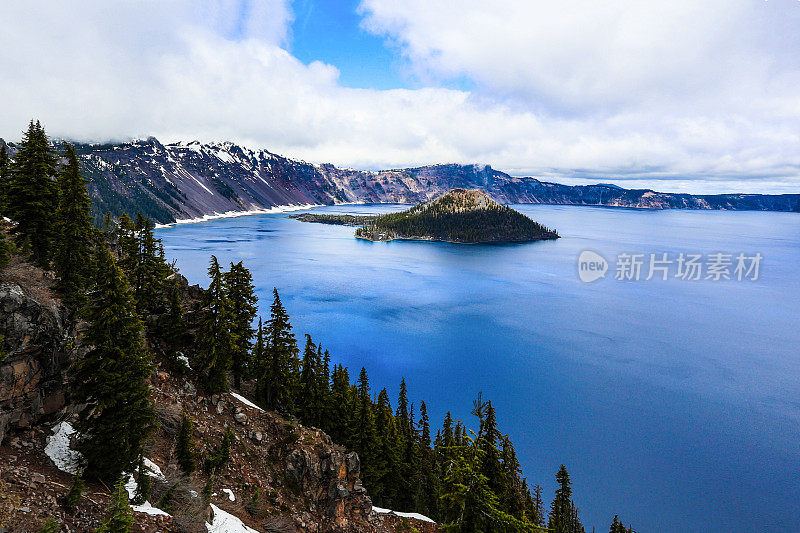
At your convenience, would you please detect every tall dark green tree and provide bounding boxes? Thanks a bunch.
[163,281,187,362]
[196,256,233,393]
[258,288,298,411]
[133,213,170,316]
[0,142,9,213]
[355,367,381,492]
[96,477,134,533]
[176,412,197,475]
[53,143,94,310]
[549,465,584,533]
[7,120,58,266]
[71,247,155,481]
[299,334,321,425]
[224,261,257,388]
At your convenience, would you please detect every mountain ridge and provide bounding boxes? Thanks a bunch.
[3,137,798,224]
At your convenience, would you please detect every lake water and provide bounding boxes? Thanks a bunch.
[157,205,800,532]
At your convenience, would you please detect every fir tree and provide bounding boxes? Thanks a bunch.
[374,388,400,508]
[259,288,298,411]
[299,335,321,425]
[196,255,234,393]
[176,413,197,475]
[7,120,58,266]
[95,477,134,533]
[132,456,151,505]
[163,281,187,361]
[71,247,156,481]
[133,214,170,316]
[64,473,84,511]
[0,142,9,214]
[549,465,584,533]
[224,261,257,388]
[354,367,381,493]
[115,214,138,277]
[53,143,94,310]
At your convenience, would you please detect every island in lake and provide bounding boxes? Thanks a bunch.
[291,189,560,243]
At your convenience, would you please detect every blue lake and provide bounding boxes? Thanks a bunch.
[157,205,800,532]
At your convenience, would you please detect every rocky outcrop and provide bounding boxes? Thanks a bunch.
[0,282,69,445]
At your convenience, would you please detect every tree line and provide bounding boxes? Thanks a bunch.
[0,121,635,533]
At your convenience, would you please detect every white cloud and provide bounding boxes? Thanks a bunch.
[1,0,799,193]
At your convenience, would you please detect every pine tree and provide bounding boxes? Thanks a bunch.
[354,367,381,493]
[115,214,138,277]
[327,364,354,445]
[299,334,321,425]
[64,473,84,511]
[252,318,266,398]
[259,288,298,411]
[176,413,197,475]
[224,261,257,388]
[374,388,400,508]
[53,143,94,310]
[196,256,234,393]
[163,281,187,362]
[549,465,584,533]
[133,214,170,316]
[132,456,151,505]
[71,247,156,481]
[37,518,60,533]
[7,120,58,266]
[0,142,9,214]
[95,477,134,533]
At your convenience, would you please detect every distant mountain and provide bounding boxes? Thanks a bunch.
[351,188,559,243]
[4,137,799,224]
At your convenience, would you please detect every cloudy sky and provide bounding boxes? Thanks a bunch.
[2,0,800,193]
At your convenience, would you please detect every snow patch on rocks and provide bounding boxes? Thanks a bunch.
[373,506,435,523]
[44,422,82,475]
[230,392,263,411]
[222,488,235,501]
[124,475,170,517]
[207,504,260,532]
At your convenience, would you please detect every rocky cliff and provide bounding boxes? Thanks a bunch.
[4,138,796,224]
[0,259,434,532]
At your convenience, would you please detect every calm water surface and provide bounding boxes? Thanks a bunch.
[157,205,800,532]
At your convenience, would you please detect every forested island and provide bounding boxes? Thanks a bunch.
[294,189,560,243]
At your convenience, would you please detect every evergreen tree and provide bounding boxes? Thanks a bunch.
[64,473,84,511]
[176,413,197,475]
[133,214,170,316]
[163,281,187,361]
[354,367,381,493]
[549,465,584,533]
[0,142,9,214]
[7,120,58,266]
[374,388,400,508]
[53,143,94,310]
[327,364,354,445]
[259,288,298,411]
[115,214,138,277]
[224,261,257,388]
[252,318,266,397]
[196,256,233,393]
[299,335,321,425]
[71,247,156,481]
[132,456,151,505]
[95,477,134,533]
[37,518,60,533]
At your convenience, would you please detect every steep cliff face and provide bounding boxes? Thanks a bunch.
[4,138,794,225]
[0,270,69,445]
